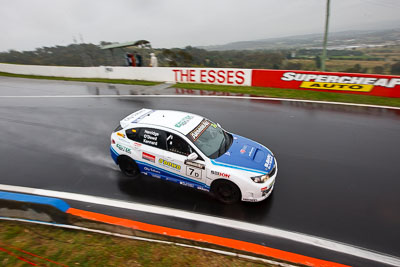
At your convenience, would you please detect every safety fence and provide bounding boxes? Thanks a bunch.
[1,63,399,97]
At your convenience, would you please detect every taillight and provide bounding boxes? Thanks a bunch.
[111,139,115,144]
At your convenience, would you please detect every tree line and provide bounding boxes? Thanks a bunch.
[0,43,399,74]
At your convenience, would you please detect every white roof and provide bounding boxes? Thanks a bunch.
[120,108,204,135]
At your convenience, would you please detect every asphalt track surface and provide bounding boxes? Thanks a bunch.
[1,77,400,262]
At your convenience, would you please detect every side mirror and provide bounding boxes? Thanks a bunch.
[185,153,205,169]
[186,152,198,162]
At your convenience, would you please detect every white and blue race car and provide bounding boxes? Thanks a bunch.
[110,109,277,203]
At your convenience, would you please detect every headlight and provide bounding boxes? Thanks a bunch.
[251,174,269,183]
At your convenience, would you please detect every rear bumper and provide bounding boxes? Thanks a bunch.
[110,145,119,164]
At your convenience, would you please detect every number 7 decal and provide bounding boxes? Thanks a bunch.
[186,166,202,179]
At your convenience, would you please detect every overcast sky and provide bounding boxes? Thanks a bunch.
[1,0,399,52]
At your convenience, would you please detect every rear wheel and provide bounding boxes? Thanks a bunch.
[118,156,140,177]
[211,180,241,204]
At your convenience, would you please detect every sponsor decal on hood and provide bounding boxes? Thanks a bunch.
[212,134,275,174]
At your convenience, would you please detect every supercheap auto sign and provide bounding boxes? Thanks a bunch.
[252,70,400,98]
[168,68,399,97]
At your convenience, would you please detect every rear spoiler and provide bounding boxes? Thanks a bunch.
[120,108,154,128]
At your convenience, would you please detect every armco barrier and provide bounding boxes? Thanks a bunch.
[1,63,399,97]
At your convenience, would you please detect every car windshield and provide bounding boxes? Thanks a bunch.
[187,119,232,159]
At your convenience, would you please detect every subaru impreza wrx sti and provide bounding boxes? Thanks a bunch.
[110,109,277,203]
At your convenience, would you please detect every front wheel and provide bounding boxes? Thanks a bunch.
[118,156,140,177]
[211,180,241,204]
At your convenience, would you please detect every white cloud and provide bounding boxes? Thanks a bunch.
[0,0,399,51]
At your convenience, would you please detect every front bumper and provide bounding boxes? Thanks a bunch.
[241,160,277,202]
[241,180,275,202]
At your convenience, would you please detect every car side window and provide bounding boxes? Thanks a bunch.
[166,132,196,157]
[136,128,166,150]
[126,128,140,141]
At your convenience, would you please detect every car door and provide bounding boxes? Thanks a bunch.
[163,131,208,190]
[125,127,166,178]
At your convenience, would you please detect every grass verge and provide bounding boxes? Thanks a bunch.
[0,72,161,86]
[174,83,400,108]
[0,220,274,267]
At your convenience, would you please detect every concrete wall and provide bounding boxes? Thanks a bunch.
[0,63,252,86]
[2,63,399,97]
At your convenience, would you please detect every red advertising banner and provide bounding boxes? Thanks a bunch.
[252,70,400,98]
[172,68,252,86]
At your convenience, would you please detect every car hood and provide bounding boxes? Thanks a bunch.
[212,134,275,174]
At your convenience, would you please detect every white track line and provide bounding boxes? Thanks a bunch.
[0,184,399,266]
[0,94,399,110]
[0,217,294,267]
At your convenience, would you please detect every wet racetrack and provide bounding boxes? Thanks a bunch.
[1,77,400,258]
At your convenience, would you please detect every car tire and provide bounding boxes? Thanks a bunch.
[211,180,241,204]
[118,156,140,177]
